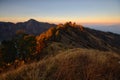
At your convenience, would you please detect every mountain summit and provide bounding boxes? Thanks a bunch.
[27,19,38,22]
[0,20,56,41]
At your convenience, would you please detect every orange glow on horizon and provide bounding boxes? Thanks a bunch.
[0,17,120,25]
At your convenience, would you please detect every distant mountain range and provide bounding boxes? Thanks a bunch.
[84,24,120,34]
[0,19,56,41]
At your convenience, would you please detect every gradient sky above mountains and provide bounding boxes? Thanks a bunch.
[0,0,120,24]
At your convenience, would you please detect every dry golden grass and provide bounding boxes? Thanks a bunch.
[0,48,120,80]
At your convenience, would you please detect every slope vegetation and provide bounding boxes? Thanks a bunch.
[0,48,120,80]
[0,22,120,80]
[37,22,120,53]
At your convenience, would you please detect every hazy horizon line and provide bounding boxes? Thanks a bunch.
[0,18,120,25]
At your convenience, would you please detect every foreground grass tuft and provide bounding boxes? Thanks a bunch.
[0,48,120,80]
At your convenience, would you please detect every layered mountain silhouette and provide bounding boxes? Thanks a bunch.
[0,19,56,41]
[0,20,120,53]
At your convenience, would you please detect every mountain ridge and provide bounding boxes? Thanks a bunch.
[0,21,120,79]
[0,19,56,41]
[36,22,120,53]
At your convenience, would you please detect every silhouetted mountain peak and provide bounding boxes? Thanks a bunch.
[0,20,56,41]
[27,19,38,23]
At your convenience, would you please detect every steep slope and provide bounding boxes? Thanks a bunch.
[0,48,120,80]
[37,22,120,53]
[0,19,56,41]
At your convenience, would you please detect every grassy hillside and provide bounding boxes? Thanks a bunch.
[0,48,120,80]
[0,22,120,80]
[36,22,120,53]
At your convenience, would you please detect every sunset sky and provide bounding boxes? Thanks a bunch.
[0,0,120,24]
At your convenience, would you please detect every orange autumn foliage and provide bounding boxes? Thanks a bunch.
[36,22,84,53]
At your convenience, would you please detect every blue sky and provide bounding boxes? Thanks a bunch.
[0,0,120,24]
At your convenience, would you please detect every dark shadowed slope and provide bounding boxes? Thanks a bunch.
[0,19,56,41]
